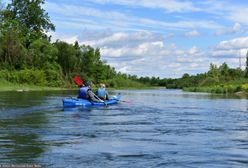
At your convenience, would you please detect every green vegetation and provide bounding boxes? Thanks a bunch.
[131,62,248,95]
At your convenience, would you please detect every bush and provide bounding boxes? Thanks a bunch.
[241,84,248,92]
[45,69,64,87]
[17,69,47,85]
[105,77,146,88]
[200,77,219,86]
[0,70,9,80]
[0,69,47,86]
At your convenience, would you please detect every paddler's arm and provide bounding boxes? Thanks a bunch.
[88,90,103,102]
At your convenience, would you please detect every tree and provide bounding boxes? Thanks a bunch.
[80,45,101,79]
[182,73,190,79]
[208,63,220,79]
[55,41,77,79]
[28,39,58,69]
[219,62,229,81]
[245,50,248,77]
[6,0,55,46]
[0,28,26,70]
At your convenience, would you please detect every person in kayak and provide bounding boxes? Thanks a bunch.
[78,81,104,103]
[96,83,109,100]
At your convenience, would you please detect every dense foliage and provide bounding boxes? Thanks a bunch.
[131,62,248,94]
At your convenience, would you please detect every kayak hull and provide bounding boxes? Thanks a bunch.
[63,95,120,107]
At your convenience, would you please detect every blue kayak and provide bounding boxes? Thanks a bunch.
[63,95,120,107]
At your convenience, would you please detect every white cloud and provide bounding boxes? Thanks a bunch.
[90,0,199,13]
[184,30,200,37]
[47,31,79,43]
[210,37,248,69]
[214,22,242,36]
[188,46,199,55]
[211,49,239,57]
[82,32,128,47]
[100,40,165,58]
[88,0,248,27]
[45,2,127,20]
[176,46,207,64]
[232,22,241,33]
[44,1,223,35]
[216,36,248,50]
[227,8,248,25]
[80,31,163,47]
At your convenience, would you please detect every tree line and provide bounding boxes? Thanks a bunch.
[133,62,247,88]
[130,61,248,93]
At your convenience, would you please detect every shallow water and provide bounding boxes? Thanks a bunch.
[0,89,248,167]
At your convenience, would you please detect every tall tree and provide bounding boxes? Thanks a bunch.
[80,45,101,79]
[219,62,229,81]
[208,63,220,79]
[28,39,58,69]
[6,0,55,46]
[0,29,26,69]
[245,50,248,77]
[55,41,77,79]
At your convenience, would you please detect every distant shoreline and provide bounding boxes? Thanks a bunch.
[0,81,159,92]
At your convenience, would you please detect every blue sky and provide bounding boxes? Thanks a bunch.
[3,0,248,78]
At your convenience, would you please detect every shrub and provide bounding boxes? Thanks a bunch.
[0,69,47,86]
[45,69,64,87]
[241,84,248,92]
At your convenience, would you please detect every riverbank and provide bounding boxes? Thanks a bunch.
[183,84,248,98]
[0,80,71,92]
[0,80,157,92]
[2,79,247,99]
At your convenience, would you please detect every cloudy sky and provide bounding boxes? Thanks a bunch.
[5,0,248,78]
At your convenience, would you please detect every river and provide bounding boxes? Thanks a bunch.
[0,89,248,167]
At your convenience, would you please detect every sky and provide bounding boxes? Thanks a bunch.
[3,0,248,78]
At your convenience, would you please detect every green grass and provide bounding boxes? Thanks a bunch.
[0,79,158,92]
[0,79,69,92]
[183,84,246,94]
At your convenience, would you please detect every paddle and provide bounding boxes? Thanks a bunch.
[111,98,131,103]
[92,91,108,106]
[73,75,83,86]
[73,75,107,106]
[118,100,132,103]
[110,93,131,104]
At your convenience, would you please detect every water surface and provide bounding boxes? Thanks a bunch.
[0,89,248,167]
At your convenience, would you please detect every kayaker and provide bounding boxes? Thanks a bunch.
[78,81,104,103]
[96,83,109,100]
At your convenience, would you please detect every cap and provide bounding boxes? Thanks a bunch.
[85,81,91,86]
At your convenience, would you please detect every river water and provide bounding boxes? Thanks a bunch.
[0,89,248,168]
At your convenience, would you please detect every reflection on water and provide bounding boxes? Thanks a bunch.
[0,89,248,167]
[0,111,47,164]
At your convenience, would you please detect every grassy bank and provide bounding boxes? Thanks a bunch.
[183,83,248,95]
[0,79,70,92]
[0,69,150,92]
[0,79,154,92]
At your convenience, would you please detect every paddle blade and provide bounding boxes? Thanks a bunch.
[73,75,83,86]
